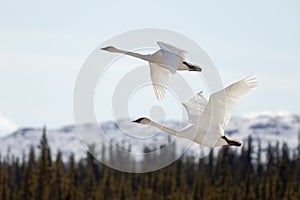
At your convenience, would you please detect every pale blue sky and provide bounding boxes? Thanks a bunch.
[0,0,299,136]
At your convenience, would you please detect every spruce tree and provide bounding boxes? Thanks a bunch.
[216,147,231,200]
[49,151,64,200]
[65,154,80,200]
[19,146,37,200]
[36,126,52,200]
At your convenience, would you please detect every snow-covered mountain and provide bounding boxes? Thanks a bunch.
[0,112,299,162]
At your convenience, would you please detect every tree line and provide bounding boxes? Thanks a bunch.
[0,128,300,200]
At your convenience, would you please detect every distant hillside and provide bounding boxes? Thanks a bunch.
[0,112,299,161]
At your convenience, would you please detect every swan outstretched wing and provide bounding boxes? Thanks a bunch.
[157,41,187,57]
[203,75,258,128]
[149,63,171,100]
[182,91,208,124]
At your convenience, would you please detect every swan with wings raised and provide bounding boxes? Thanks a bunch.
[133,75,257,147]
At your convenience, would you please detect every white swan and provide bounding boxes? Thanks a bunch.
[101,42,202,100]
[133,75,258,147]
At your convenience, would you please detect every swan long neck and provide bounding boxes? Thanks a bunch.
[113,48,150,61]
[149,121,178,136]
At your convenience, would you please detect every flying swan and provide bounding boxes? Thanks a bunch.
[133,75,258,147]
[101,42,202,100]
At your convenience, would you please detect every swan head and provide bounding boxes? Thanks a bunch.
[132,117,151,125]
[100,46,119,52]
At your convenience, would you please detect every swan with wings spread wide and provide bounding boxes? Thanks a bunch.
[101,42,202,100]
[133,75,258,147]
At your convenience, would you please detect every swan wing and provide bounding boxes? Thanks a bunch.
[157,42,187,74]
[203,75,258,129]
[149,62,171,100]
[157,41,187,57]
[182,91,208,124]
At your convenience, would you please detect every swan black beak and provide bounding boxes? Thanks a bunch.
[132,118,145,123]
[183,61,202,72]
[132,119,141,123]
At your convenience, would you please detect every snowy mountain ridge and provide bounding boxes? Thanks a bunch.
[0,112,299,162]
